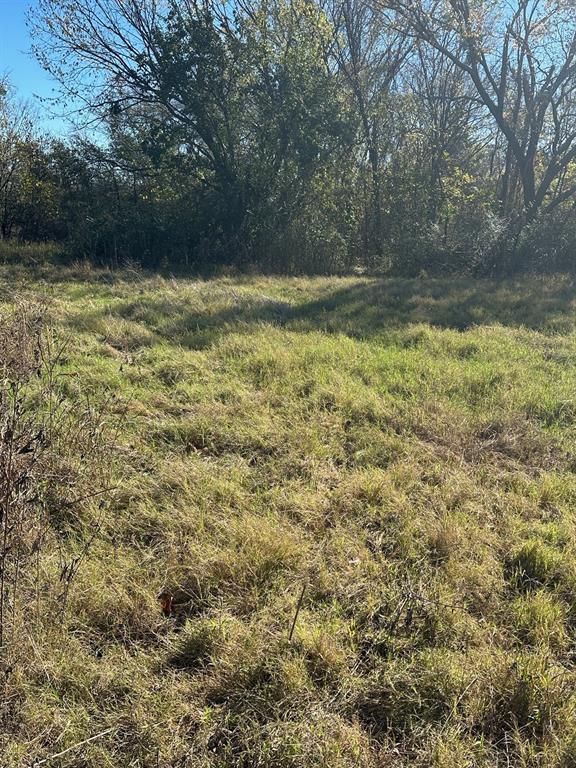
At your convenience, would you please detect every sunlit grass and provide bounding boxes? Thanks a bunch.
[3,263,576,767]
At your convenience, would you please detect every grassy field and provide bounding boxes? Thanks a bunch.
[3,264,576,767]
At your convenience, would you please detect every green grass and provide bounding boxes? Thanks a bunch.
[4,264,576,766]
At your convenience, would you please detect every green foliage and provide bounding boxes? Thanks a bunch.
[0,0,570,272]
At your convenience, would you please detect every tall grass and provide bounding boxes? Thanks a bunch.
[1,265,576,766]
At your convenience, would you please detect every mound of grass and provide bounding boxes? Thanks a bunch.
[2,264,576,766]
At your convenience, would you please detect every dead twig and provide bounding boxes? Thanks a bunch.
[288,580,307,642]
[32,726,115,766]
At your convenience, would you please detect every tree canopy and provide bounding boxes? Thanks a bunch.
[2,0,576,274]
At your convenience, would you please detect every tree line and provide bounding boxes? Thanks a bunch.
[2,0,576,275]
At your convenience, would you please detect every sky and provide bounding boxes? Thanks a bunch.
[0,0,67,134]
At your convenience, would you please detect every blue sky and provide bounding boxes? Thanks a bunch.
[0,0,66,134]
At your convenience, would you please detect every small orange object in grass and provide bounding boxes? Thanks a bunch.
[157,589,189,627]
[158,590,173,617]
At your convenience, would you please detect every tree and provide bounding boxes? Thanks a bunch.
[0,79,34,239]
[33,0,349,268]
[386,0,576,224]
[330,0,409,265]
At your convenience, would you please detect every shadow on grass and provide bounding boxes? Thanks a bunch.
[159,277,576,343]
[59,274,576,348]
[287,277,576,334]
